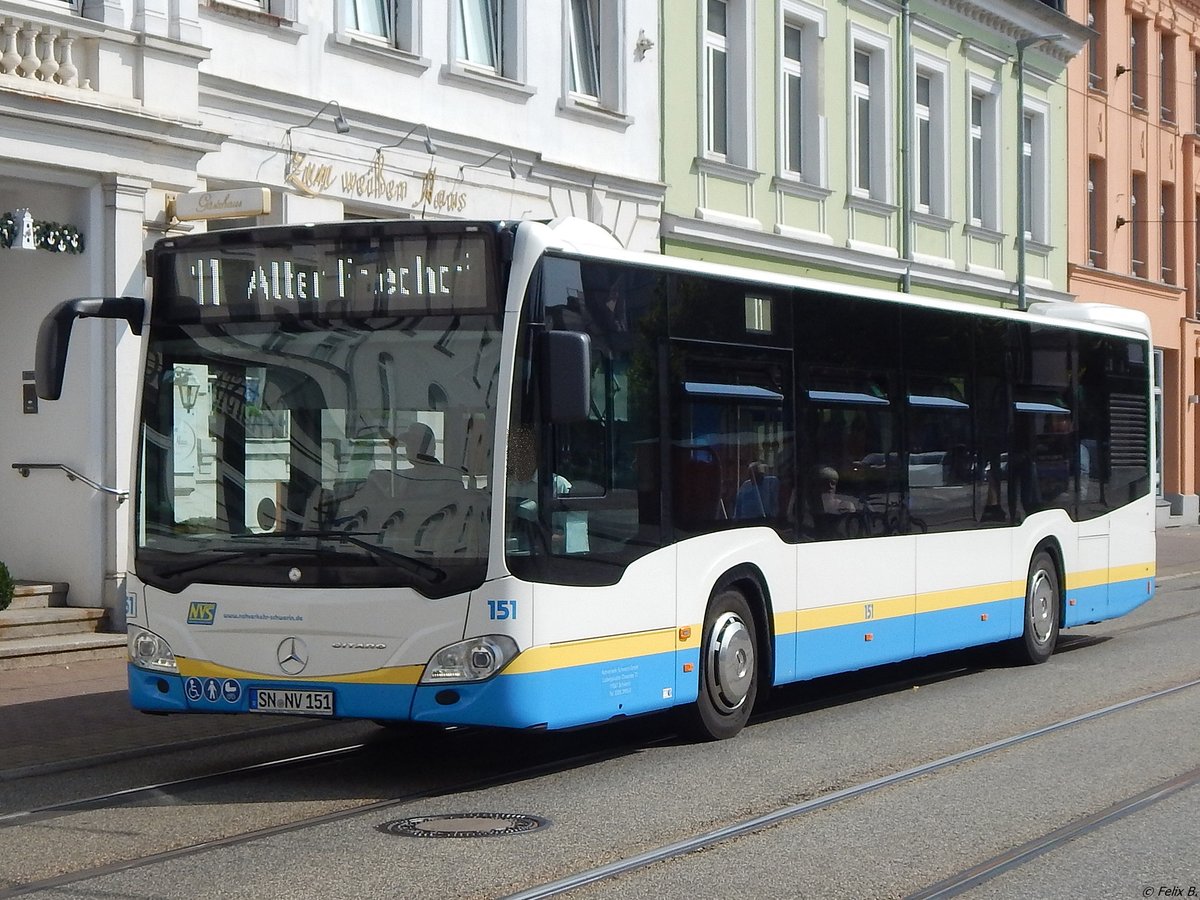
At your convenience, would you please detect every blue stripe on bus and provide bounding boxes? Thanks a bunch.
[411,650,681,730]
[127,665,417,719]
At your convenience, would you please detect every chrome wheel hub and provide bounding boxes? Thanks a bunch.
[1028,569,1055,644]
[705,611,754,713]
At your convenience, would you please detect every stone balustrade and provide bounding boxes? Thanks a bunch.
[0,15,93,90]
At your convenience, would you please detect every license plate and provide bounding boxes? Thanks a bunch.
[250,688,334,716]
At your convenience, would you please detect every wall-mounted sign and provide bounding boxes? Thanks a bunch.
[171,188,272,222]
[285,153,469,214]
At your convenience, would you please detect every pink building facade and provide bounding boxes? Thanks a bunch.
[1067,0,1200,520]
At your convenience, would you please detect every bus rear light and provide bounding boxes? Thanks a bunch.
[128,626,178,674]
[421,635,518,684]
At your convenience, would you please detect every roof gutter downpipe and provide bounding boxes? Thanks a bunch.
[899,0,913,293]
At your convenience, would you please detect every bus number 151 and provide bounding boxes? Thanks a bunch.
[488,599,518,621]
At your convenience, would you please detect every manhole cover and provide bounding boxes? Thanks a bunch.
[378,813,550,838]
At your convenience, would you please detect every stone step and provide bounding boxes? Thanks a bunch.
[0,633,127,671]
[7,582,69,611]
[0,607,107,640]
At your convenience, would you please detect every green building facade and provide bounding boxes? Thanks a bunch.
[660,0,1088,306]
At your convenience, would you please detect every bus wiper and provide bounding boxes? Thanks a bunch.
[241,530,448,583]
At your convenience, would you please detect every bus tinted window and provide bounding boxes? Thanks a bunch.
[506,257,667,584]
[903,308,976,534]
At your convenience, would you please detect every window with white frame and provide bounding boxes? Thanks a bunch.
[912,61,946,216]
[782,23,804,175]
[705,0,730,157]
[778,1,823,183]
[458,0,519,78]
[1021,106,1048,243]
[852,49,872,193]
[968,83,999,229]
[568,0,600,98]
[848,34,889,201]
[563,0,623,113]
[342,0,418,51]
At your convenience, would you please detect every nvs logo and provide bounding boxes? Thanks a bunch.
[187,602,218,625]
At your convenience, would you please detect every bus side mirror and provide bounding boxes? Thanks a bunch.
[36,297,145,400]
[540,330,591,424]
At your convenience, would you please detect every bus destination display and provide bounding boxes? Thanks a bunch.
[162,235,493,320]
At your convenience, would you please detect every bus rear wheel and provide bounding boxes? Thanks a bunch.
[1012,549,1061,665]
[685,587,759,741]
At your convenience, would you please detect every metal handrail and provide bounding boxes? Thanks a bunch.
[12,463,128,504]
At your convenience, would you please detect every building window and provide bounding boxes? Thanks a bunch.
[1088,157,1106,267]
[1021,107,1048,243]
[969,84,998,229]
[567,0,600,98]
[458,0,518,78]
[912,62,946,216]
[1088,0,1104,91]
[705,0,730,157]
[849,38,891,201]
[562,0,623,114]
[778,2,824,185]
[342,0,418,51]
[1160,32,1175,124]
[700,0,749,166]
[1131,172,1147,278]
[1160,182,1175,283]
[852,49,872,193]
[1194,52,1200,132]
[782,23,804,175]
[1131,17,1148,111]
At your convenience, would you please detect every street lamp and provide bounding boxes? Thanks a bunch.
[1015,33,1062,310]
[174,367,200,413]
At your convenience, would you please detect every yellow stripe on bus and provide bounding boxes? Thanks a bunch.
[504,628,677,675]
[176,658,425,685]
[1067,562,1155,590]
[177,563,1154,682]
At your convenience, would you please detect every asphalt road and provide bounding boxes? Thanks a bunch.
[2,531,1199,900]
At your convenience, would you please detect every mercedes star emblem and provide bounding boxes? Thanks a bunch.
[277,636,308,675]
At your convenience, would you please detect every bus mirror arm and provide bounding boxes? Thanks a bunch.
[539,330,591,424]
[36,297,146,401]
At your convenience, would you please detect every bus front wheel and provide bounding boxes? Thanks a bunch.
[685,587,759,741]
[1012,549,1061,665]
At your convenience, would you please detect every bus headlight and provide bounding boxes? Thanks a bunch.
[128,627,178,674]
[420,635,519,684]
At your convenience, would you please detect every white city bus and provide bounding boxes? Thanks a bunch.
[36,217,1155,739]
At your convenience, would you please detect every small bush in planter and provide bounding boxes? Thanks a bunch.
[0,561,13,612]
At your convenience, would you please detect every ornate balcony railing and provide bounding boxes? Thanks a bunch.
[0,11,95,91]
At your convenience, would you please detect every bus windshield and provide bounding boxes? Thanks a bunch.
[135,227,502,597]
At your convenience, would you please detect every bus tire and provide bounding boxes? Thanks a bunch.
[685,587,759,741]
[1012,549,1060,665]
